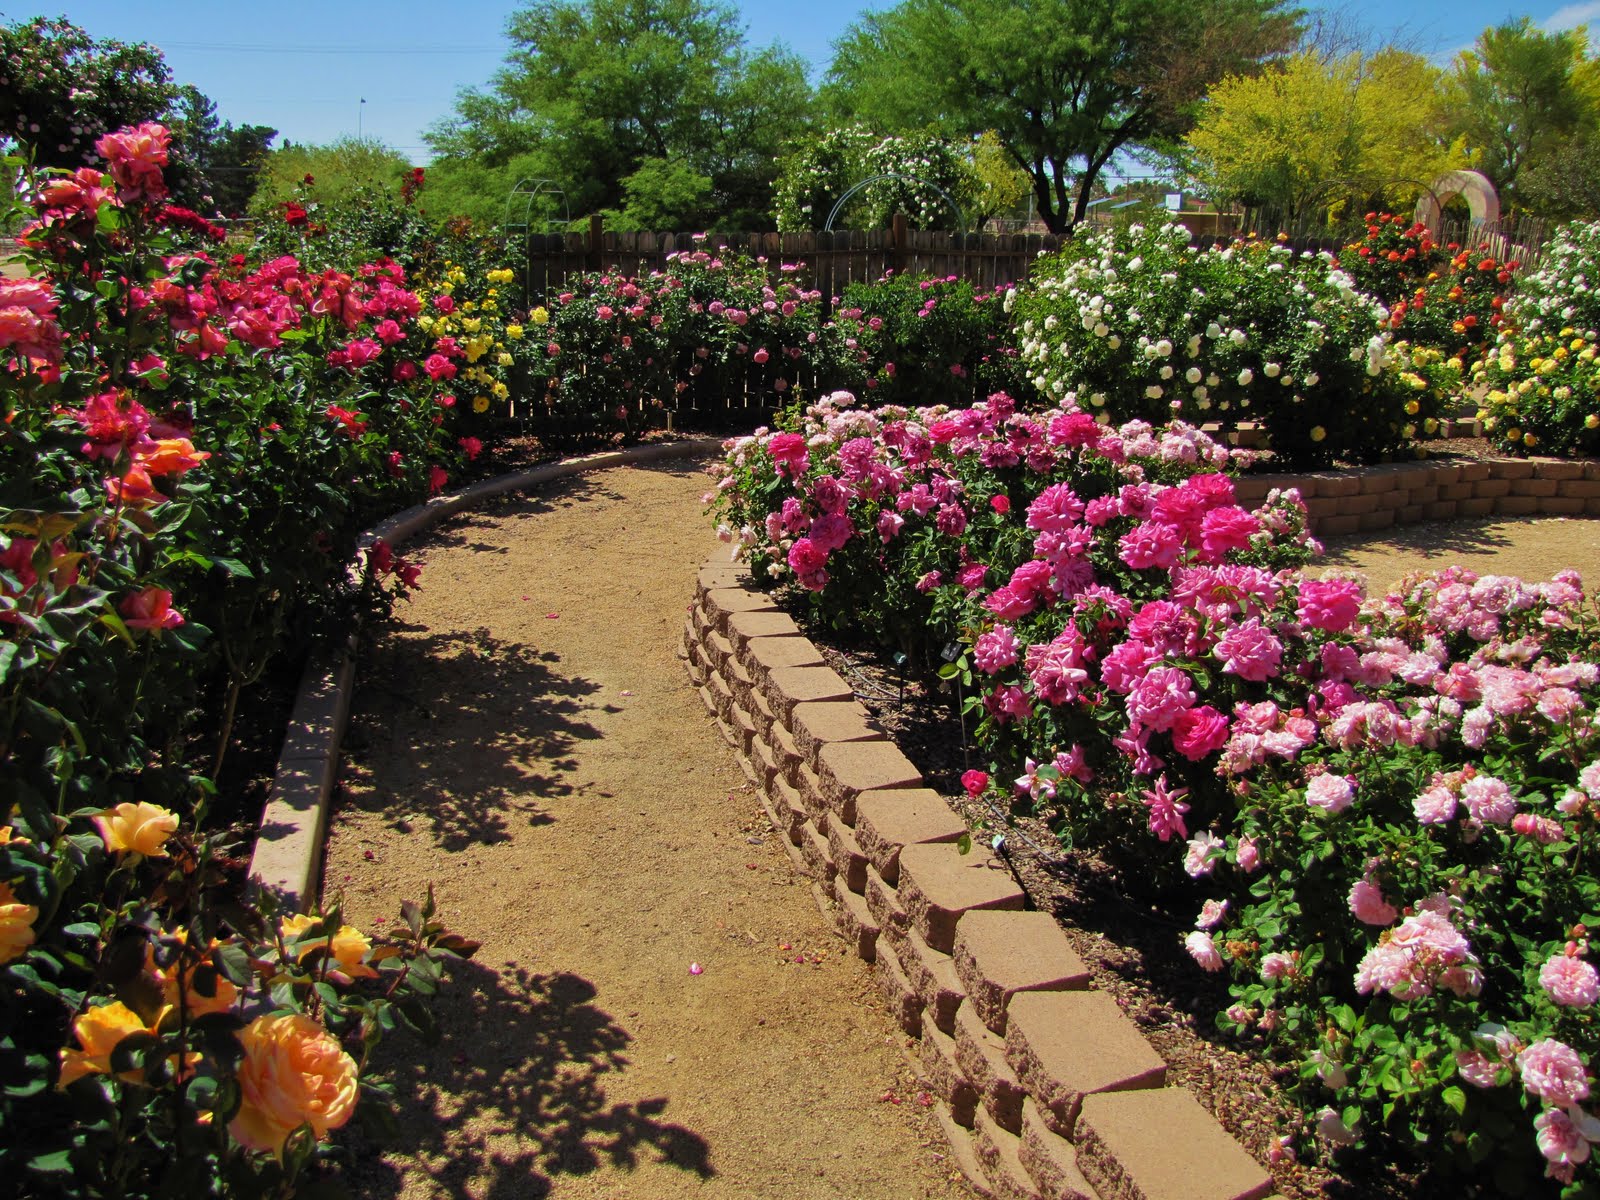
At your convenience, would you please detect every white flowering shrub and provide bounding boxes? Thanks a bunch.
[772,124,972,232]
[1475,221,1600,457]
[1011,223,1438,468]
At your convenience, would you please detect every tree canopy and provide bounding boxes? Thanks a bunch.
[824,0,1301,232]
[1184,49,1460,224]
[1443,18,1600,210]
[426,0,814,229]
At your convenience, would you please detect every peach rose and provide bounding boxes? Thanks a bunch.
[93,801,178,856]
[0,881,37,965]
[57,1001,151,1088]
[230,1013,359,1155]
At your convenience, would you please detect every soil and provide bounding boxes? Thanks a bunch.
[322,457,972,1200]
[319,442,1600,1199]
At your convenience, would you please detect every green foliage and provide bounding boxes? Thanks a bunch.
[1444,18,1600,210]
[1011,221,1437,467]
[824,0,1301,232]
[1185,49,1460,224]
[0,16,176,173]
[248,139,415,220]
[427,0,813,228]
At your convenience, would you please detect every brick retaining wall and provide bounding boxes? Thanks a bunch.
[680,561,1280,1200]
[1234,455,1600,537]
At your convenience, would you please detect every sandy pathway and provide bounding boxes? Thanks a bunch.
[1317,514,1600,594]
[324,457,971,1200]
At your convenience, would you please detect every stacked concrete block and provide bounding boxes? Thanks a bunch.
[679,559,1280,1200]
[1230,455,1600,538]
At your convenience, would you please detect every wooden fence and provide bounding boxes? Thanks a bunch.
[515,213,1064,309]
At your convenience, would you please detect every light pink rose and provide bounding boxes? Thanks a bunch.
[1520,1039,1592,1106]
[1307,773,1355,814]
[1541,954,1600,1008]
[1185,930,1223,972]
[1347,879,1398,926]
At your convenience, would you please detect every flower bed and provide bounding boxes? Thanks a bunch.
[0,126,476,1195]
[709,390,1600,1191]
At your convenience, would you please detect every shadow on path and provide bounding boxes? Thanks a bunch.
[349,961,714,1197]
[1320,516,1521,559]
[344,628,603,851]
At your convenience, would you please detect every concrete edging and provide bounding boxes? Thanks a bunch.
[680,563,1280,1200]
[246,437,721,909]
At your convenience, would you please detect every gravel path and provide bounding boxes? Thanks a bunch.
[323,458,972,1200]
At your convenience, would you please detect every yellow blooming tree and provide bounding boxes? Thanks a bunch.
[1185,49,1462,225]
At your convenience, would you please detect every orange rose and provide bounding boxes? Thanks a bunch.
[57,1001,151,1088]
[0,881,37,964]
[230,1013,359,1155]
[134,437,210,477]
[93,801,178,856]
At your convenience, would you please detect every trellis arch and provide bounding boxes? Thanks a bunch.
[1413,170,1500,234]
[824,174,966,232]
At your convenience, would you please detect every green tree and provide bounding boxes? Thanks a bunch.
[426,0,814,228]
[1185,49,1458,224]
[1442,18,1600,208]
[969,130,1031,228]
[248,138,415,216]
[824,0,1300,233]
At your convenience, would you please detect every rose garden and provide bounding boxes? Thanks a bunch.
[11,6,1600,1198]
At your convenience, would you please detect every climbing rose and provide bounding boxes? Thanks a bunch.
[1185,931,1223,972]
[1541,954,1600,1008]
[1519,1039,1592,1107]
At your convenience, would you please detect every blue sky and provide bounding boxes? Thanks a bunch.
[18,0,1600,162]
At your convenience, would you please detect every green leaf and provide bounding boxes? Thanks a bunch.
[956,832,973,855]
[1442,1085,1467,1116]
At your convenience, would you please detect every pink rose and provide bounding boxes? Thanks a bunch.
[1519,1039,1592,1106]
[1185,931,1223,972]
[960,770,989,798]
[1171,705,1229,761]
[1542,953,1600,1008]
[1306,773,1355,814]
[1296,577,1363,632]
[1347,879,1397,926]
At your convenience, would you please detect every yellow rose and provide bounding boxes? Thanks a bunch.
[0,881,37,965]
[505,324,524,340]
[530,307,549,326]
[278,916,375,978]
[491,381,509,400]
[472,395,491,413]
[497,352,513,367]
[150,932,240,1016]
[57,1001,152,1088]
[0,826,27,847]
[94,802,178,857]
[1309,426,1326,443]
[230,1013,358,1155]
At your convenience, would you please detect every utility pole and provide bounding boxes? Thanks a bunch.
[358,98,366,141]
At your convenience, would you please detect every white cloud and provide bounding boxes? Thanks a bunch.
[1542,1,1600,32]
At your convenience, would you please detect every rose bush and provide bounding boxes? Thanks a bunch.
[1,127,476,1195]
[1009,222,1443,468]
[523,244,833,448]
[710,390,1600,1191]
[827,271,1036,409]
[1475,221,1600,457]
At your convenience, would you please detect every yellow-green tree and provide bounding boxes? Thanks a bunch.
[1185,49,1458,223]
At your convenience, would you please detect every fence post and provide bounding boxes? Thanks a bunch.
[891,212,908,276]
[588,212,604,271]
